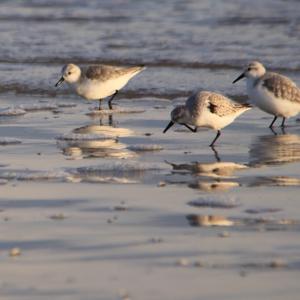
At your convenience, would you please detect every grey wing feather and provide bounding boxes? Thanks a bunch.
[185,90,250,119]
[209,93,249,116]
[262,72,300,103]
[189,91,249,117]
[85,65,144,81]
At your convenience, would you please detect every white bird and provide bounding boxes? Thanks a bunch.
[233,61,300,128]
[163,90,251,147]
[55,63,145,110]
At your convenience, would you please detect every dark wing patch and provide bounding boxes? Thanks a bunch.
[207,92,249,117]
[85,66,104,80]
[85,65,123,81]
[208,102,218,114]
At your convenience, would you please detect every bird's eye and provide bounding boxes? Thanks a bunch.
[68,72,72,75]
[247,67,251,71]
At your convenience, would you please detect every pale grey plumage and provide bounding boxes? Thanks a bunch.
[83,65,145,82]
[233,61,300,128]
[186,91,250,118]
[56,63,145,109]
[261,72,300,104]
[164,90,251,147]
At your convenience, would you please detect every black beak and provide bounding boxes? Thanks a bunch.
[232,72,245,84]
[163,121,175,133]
[55,77,64,87]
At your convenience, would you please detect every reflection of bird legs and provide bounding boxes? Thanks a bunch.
[269,126,287,136]
[97,114,115,127]
[99,115,104,126]
[97,114,115,126]
[269,126,277,135]
[108,90,119,110]
[98,99,102,111]
[210,146,221,162]
[108,114,114,127]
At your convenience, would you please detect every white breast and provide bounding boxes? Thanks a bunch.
[248,81,300,118]
[191,107,240,130]
[75,73,137,100]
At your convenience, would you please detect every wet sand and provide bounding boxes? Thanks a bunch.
[1,94,300,300]
[1,1,300,299]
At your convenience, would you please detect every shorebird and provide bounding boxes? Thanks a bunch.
[55,63,145,110]
[233,61,300,128]
[163,90,251,147]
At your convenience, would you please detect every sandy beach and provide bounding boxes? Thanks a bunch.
[0,1,300,299]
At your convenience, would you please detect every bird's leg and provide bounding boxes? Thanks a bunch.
[280,117,286,128]
[182,123,197,132]
[108,90,119,110]
[210,146,221,162]
[209,130,221,147]
[269,116,277,128]
[98,99,102,111]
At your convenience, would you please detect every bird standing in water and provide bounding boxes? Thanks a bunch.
[55,63,145,110]
[233,61,300,128]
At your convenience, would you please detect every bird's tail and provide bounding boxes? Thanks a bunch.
[128,65,146,74]
[243,102,252,108]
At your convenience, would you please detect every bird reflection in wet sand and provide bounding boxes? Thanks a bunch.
[73,124,134,137]
[89,113,114,127]
[249,133,300,167]
[57,124,135,160]
[165,160,247,192]
[246,175,300,188]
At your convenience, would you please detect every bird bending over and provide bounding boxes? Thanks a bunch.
[233,61,300,128]
[55,63,145,110]
[163,90,251,147]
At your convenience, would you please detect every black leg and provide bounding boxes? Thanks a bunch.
[182,123,197,132]
[280,117,286,128]
[108,90,119,110]
[98,99,102,111]
[269,116,277,128]
[209,130,221,147]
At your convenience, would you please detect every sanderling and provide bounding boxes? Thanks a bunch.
[163,90,251,147]
[233,61,300,128]
[55,63,145,110]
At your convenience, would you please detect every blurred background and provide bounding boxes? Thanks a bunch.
[0,0,299,100]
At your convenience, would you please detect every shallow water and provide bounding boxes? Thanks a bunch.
[0,1,300,300]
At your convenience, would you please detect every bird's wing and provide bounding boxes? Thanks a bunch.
[85,65,144,81]
[206,92,249,117]
[262,72,300,103]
